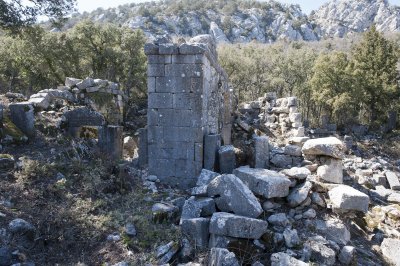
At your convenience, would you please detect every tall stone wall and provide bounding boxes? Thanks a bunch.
[144,36,232,189]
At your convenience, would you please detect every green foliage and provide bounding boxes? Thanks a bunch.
[219,26,400,129]
[0,21,147,104]
[350,25,399,124]
[0,0,76,32]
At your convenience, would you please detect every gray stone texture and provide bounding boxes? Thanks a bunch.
[208,247,240,266]
[9,102,35,137]
[218,145,236,174]
[381,238,400,266]
[385,171,400,190]
[233,167,291,199]
[98,125,123,161]
[181,218,210,250]
[328,185,370,213]
[254,136,269,168]
[302,137,345,159]
[209,212,269,239]
[207,174,263,218]
[145,39,232,189]
[138,128,148,167]
[204,134,221,171]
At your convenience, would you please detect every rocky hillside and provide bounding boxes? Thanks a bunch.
[65,0,400,43]
[312,0,400,38]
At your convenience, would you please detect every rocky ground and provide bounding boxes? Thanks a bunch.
[1,92,400,265]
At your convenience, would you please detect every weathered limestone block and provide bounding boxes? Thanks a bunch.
[317,158,343,184]
[209,212,268,239]
[233,167,291,199]
[204,134,221,171]
[208,247,239,266]
[76,77,95,90]
[381,238,400,266]
[181,218,210,250]
[254,136,269,169]
[207,174,263,218]
[284,145,302,157]
[287,181,312,207]
[9,102,35,137]
[385,171,400,190]
[328,185,370,213]
[302,137,345,159]
[218,145,235,174]
[281,167,311,180]
[65,77,82,87]
[98,125,123,161]
[180,197,216,221]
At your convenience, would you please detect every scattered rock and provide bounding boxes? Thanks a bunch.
[209,212,268,239]
[328,185,370,213]
[0,247,12,266]
[125,223,137,237]
[302,137,345,159]
[208,248,239,266]
[283,228,300,248]
[304,237,336,266]
[181,218,210,249]
[338,246,355,265]
[180,197,216,221]
[281,167,311,180]
[287,181,312,207]
[302,209,316,219]
[315,219,350,245]
[380,238,400,266]
[268,213,290,227]
[317,158,343,184]
[270,252,308,266]
[385,171,400,190]
[233,167,291,199]
[8,218,35,238]
[152,203,179,223]
[207,174,263,218]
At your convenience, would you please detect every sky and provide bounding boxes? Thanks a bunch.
[77,0,400,15]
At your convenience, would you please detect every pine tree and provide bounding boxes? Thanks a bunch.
[351,25,399,124]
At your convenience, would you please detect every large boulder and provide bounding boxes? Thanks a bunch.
[328,185,369,213]
[180,197,216,221]
[209,212,268,239]
[207,174,263,218]
[302,137,345,159]
[233,167,291,199]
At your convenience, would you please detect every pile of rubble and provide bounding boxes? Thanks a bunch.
[145,136,400,266]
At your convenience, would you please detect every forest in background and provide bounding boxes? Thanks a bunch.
[0,21,399,130]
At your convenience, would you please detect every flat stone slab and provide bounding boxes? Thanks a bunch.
[385,171,400,190]
[207,174,263,218]
[281,167,311,180]
[381,238,400,266]
[302,137,345,159]
[209,212,268,239]
[233,167,291,199]
[328,185,369,213]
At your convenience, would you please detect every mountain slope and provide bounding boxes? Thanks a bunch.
[312,0,400,38]
[64,0,400,43]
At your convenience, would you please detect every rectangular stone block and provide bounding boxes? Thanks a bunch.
[98,125,123,161]
[173,109,202,127]
[138,128,148,167]
[148,77,156,93]
[194,142,203,162]
[148,93,173,109]
[165,64,203,78]
[149,158,175,178]
[147,126,164,143]
[218,145,236,174]
[173,93,203,111]
[172,54,206,64]
[147,64,165,77]
[386,171,400,190]
[9,102,35,137]
[156,77,191,93]
[204,134,221,171]
[179,43,207,54]
[181,218,210,250]
[254,136,269,169]
[147,55,172,64]
[144,43,159,55]
[164,127,203,142]
[159,43,179,54]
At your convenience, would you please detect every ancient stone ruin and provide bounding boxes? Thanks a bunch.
[141,35,234,188]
